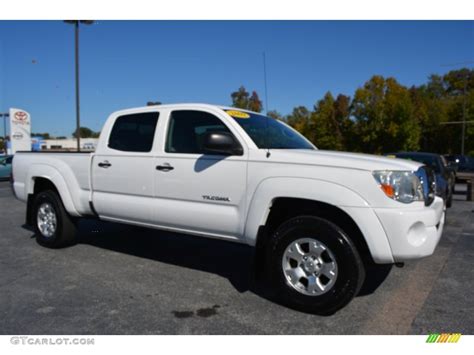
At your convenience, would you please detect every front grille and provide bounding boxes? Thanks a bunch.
[415,166,436,206]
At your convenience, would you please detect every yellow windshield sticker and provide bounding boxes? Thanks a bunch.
[386,155,396,158]
[226,110,250,119]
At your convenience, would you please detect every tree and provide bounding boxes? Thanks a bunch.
[334,94,355,151]
[443,68,474,95]
[231,86,263,112]
[409,84,449,153]
[410,68,474,154]
[267,110,283,120]
[31,132,51,139]
[309,92,344,150]
[351,76,420,154]
[229,68,474,155]
[231,86,250,110]
[248,91,263,113]
[286,106,312,138]
[72,126,99,139]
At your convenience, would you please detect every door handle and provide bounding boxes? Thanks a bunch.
[98,161,112,168]
[156,164,174,171]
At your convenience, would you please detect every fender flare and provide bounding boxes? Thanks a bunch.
[244,177,394,263]
[26,164,81,217]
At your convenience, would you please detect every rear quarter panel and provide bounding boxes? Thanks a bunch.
[13,152,93,216]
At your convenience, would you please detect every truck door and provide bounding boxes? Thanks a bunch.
[91,111,160,224]
[153,109,248,239]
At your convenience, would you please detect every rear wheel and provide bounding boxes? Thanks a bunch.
[265,216,365,314]
[33,190,78,248]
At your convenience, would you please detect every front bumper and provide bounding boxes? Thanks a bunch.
[374,196,445,262]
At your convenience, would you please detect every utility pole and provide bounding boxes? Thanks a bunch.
[64,20,94,152]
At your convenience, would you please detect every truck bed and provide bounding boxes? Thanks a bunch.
[12,151,93,216]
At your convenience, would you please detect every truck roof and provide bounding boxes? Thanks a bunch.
[111,103,261,116]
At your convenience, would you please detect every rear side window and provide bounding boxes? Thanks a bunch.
[165,110,232,154]
[108,112,159,152]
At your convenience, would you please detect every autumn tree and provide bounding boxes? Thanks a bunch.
[307,92,344,150]
[267,110,283,120]
[411,69,474,154]
[231,86,250,110]
[229,68,474,155]
[231,86,263,112]
[286,106,312,138]
[333,94,354,151]
[248,91,263,112]
[351,76,420,154]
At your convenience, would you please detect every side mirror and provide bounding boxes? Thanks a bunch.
[203,131,243,156]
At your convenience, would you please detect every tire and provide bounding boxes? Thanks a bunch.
[265,216,365,315]
[32,190,78,248]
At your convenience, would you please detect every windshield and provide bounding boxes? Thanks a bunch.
[224,110,315,150]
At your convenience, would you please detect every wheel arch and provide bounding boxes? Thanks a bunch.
[25,170,80,225]
[246,177,394,274]
[254,197,375,269]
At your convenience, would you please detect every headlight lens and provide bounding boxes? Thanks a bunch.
[372,170,424,203]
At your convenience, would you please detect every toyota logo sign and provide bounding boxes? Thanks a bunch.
[14,111,28,121]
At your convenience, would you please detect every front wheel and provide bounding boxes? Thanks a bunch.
[265,216,365,314]
[32,190,78,248]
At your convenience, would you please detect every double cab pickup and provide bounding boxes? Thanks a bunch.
[12,104,445,313]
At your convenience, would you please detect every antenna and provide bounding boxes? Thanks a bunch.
[263,52,269,113]
[263,52,270,158]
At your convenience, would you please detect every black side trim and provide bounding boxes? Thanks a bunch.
[89,201,99,218]
[25,194,34,226]
[254,225,268,280]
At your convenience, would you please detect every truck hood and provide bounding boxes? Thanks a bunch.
[267,149,422,171]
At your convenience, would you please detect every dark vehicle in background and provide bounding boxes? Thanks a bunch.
[387,152,455,208]
[445,154,474,173]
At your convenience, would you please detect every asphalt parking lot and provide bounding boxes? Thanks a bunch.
[0,180,473,335]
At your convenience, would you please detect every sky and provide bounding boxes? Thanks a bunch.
[0,20,473,137]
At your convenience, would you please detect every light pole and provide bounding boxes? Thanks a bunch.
[64,20,94,152]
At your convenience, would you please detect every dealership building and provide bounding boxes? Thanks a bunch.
[31,137,99,151]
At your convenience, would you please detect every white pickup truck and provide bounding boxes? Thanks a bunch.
[12,103,445,314]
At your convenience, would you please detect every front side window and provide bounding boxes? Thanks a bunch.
[224,110,315,150]
[108,112,159,152]
[166,110,233,154]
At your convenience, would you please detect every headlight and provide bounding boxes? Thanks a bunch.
[372,170,424,203]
